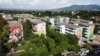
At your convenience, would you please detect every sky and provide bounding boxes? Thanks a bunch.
[0,0,100,10]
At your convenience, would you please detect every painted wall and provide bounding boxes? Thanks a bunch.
[76,27,83,39]
[36,23,46,36]
[88,24,95,39]
[9,25,23,43]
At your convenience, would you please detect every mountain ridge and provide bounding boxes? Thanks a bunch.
[52,4,100,11]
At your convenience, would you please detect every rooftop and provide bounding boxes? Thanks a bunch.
[7,21,21,27]
[2,14,14,21]
[30,19,43,24]
[13,14,33,18]
[70,19,93,27]
[60,22,79,29]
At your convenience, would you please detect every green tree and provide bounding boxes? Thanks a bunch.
[23,20,32,40]
[0,15,9,56]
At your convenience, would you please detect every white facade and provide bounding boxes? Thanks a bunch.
[59,25,65,34]
[70,19,95,39]
[55,19,95,40]
[56,23,83,39]
[49,17,70,26]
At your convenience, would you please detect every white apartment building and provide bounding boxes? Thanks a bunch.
[56,23,83,39]
[55,18,95,40]
[69,19,95,40]
[48,17,70,28]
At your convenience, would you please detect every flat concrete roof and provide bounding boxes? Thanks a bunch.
[79,22,91,27]
[70,19,91,22]
[30,19,44,24]
[2,14,14,21]
[7,21,21,27]
[70,19,92,27]
[13,14,33,18]
[59,22,79,29]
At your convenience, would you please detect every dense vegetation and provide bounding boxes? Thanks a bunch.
[11,20,80,56]
[0,15,9,56]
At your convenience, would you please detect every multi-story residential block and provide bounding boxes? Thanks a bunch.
[48,17,70,26]
[13,14,33,18]
[55,18,95,40]
[95,23,100,35]
[13,14,34,23]
[2,14,14,21]
[2,14,23,43]
[49,18,55,26]
[30,19,46,37]
[7,21,23,43]
[56,23,83,39]
[69,19,95,40]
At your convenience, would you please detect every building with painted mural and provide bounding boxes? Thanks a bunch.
[55,23,83,39]
[7,21,23,43]
[54,18,95,40]
[69,19,95,40]
[2,14,23,43]
[30,19,46,37]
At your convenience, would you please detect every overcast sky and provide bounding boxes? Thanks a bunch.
[0,0,100,10]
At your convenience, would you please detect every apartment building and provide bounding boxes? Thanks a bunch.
[2,14,14,21]
[48,17,70,26]
[69,19,95,40]
[7,21,23,43]
[30,19,46,37]
[13,14,34,23]
[2,14,23,43]
[55,18,95,40]
[95,23,100,35]
[13,14,33,18]
[56,23,83,39]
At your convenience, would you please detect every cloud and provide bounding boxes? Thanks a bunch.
[0,0,99,10]
[0,0,14,5]
[29,0,40,6]
[56,0,68,5]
